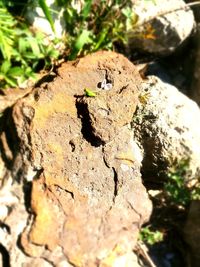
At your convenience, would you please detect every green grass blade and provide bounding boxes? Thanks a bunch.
[81,0,92,20]
[69,29,91,60]
[38,0,55,32]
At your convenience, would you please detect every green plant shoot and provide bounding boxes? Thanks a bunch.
[38,0,55,32]
[84,88,96,97]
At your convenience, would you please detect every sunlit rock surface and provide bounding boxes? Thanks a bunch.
[0,51,152,267]
[128,0,195,55]
[132,75,200,183]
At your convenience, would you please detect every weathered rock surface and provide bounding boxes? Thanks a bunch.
[0,87,32,113]
[128,0,195,55]
[0,51,152,266]
[132,76,200,183]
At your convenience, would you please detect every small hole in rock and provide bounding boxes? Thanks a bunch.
[69,140,75,152]
[97,82,102,88]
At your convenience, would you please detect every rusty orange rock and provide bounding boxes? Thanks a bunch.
[9,51,152,266]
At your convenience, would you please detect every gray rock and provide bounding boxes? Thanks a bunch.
[132,76,200,182]
[0,177,31,267]
[128,0,195,55]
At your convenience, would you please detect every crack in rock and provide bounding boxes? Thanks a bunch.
[76,98,105,147]
[0,243,11,267]
[112,167,119,203]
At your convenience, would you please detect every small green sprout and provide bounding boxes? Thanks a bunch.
[139,226,163,245]
[84,88,97,97]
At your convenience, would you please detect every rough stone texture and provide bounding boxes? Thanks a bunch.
[184,200,200,267]
[0,51,152,266]
[128,0,195,55]
[0,87,32,113]
[132,76,200,183]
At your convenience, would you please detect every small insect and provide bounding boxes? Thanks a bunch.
[84,88,96,97]
[100,78,112,90]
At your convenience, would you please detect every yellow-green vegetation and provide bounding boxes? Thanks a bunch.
[139,160,200,248]
[0,0,141,89]
[139,226,163,245]
[0,1,59,88]
[164,159,200,207]
[138,91,151,105]
[0,0,160,89]
[41,0,136,59]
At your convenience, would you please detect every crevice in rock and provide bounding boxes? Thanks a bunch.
[54,184,74,200]
[31,168,44,181]
[118,84,129,94]
[102,155,110,169]
[0,223,10,234]
[112,167,118,202]
[34,73,56,88]
[23,181,33,212]
[66,257,77,267]
[75,98,105,147]
[0,106,35,183]
[0,244,11,267]
[41,257,55,267]
[0,107,20,171]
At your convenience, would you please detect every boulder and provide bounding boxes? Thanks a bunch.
[128,0,195,55]
[132,75,200,183]
[0,51,152,266]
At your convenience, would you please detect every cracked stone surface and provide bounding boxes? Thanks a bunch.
[0,51,152,266]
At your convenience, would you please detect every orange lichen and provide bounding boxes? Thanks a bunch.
[29,179,60,250]
[143,24,156,40]
[46,142,64,164]
[33,93,77,127]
